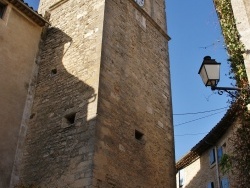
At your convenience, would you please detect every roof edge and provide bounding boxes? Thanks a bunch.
[176,101,240,171]
[7,0,49,26]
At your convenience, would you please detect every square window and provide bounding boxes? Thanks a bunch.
[135,130,144,140]
[61,111,77,128]
[51,68,57,75]
[0,2,7,19]
[64,112,76,125]
[209,148,216,165]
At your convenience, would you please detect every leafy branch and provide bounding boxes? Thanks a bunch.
[219,153,233,174]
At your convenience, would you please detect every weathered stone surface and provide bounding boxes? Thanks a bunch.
[18,0,175,187]
[176,120,240,188]
[92,1,175,187]
[0,3,42,188]
[19,0,105,187]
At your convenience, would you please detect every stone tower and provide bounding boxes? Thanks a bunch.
[14,0,176,187]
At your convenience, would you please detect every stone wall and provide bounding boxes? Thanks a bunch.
[19,0,105,187]
[38,0,62,14]
[0,2,42,187]
[38,0,167,32]
[177,120,239,188]
[181,150,219,188]
[19,0,175,187]
[141,0,167,31]
[92,0,175,187]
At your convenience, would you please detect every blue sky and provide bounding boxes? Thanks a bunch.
[167,0,231,160]
[25,0,231,161]
[24,0,39,10]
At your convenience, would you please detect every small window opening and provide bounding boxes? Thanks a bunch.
[51,68,57,75]
[65,113,76,125]
[135,130,144,140]
[0,2,6,19]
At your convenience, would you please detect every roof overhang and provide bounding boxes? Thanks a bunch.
[176,102,240,171]
[7,0,49,26]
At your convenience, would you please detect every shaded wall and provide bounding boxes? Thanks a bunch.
[18,0,105,187]
[0,2,42,187]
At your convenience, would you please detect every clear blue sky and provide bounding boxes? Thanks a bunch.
[25,0,231,161]
[167,0,231,161]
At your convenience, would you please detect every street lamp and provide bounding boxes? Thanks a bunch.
[198,56,221,88]
[198,56,241,96]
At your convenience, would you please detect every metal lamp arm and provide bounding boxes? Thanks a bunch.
[211,86,245,98]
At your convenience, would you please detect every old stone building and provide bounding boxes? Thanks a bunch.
[176,104,240,188]
[0,0,176,187]
[0,0,47,187]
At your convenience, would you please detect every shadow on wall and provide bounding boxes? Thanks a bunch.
[91,0,175,186]
[16,26,97,187]
[178,150,230,188]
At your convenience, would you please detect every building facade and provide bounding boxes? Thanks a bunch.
[1,0,175,187]
[229,0,250,83]
[0,0,47,187]
[176,105,240,188]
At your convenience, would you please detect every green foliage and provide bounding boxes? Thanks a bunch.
[214,0,250,186]
[214,0,247,88]
[219,153,232,174]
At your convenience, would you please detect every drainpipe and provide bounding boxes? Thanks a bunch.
[214,146,220,188]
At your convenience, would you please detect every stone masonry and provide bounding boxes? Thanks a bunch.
[17,0,176,187]
[230,0,250,83]
[176,120,240,188]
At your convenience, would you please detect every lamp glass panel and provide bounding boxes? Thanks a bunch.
[204,64,220,86]
[207,80,217,87]
[199,65,209,85]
